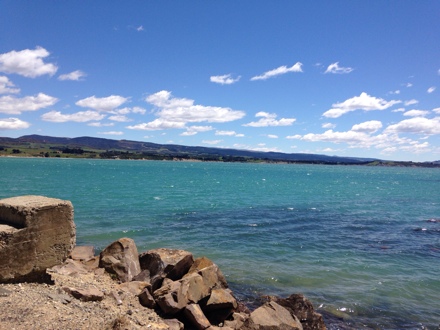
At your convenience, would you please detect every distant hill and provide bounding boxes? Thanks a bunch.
[0,134,380,164]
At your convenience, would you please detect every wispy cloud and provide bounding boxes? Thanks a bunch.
[322,92,400,118]
[404,99,418,106]
[76,95,128,112]
[215,130,244,137]
[403,109,430,117]
[58,70,87,81]
[0,47,58,78]
[98,131,124,135]
[41,110,105,122]
[250,62,303,81]
[324,62,353,74]
[243,111,296,127]
[210,74,241,85]
[427,86,436,94]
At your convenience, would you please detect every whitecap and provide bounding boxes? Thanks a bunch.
[248,224,257,227]
[154,196,161,200]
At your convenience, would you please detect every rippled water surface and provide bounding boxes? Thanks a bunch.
[1,158,439,329]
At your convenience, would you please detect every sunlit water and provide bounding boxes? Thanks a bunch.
[1,158,439,329]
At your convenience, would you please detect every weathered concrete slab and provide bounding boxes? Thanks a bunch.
[0,195,76,283]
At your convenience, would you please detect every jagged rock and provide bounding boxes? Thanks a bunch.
[186,257,228,289]
[63,286,104,302]
[269,294,326,330]
[181,272,211,303]
[99,237,141,282]
[163,318,184,330]
[205,288,238,311]
[140,248,194,281]
[70,245,94,261]
[47,292,73,304]
[0,195,76,283]
[47,258,90,276]
[184,303,211,330]
[139,287,156,308]
[242,301,303,330]
[223,312,249,330]
[117,280,150,295]
[154,279,188,315]
[109,291,123,305]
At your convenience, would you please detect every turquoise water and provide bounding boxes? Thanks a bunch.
[1,158,439,329]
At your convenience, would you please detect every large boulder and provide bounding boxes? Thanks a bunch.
[0,195,76,283]
[269,294,326,330]
[99,237,141,282]
[242,301,303,330]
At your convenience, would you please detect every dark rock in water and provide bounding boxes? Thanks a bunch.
[99,237,141,282]
[268,294,326,330]
[427,218,440,223]
[0,195,76,283]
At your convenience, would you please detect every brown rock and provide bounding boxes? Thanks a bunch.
[139,287,156,308]
[70,245,95,261]
[243,301,303,330]
[141,248,194,281]
[163,318,184,330]
[184,303,211,330]
[117,280,150,295]
[153,280,188,315]
[205,288,238,311]
[47,258,90,276]
[0,195,76,283]
[223,312,249,329]
[270,294,326,330]
[63,286,104,302]
[99,237,141,282]
[180,272,210,303]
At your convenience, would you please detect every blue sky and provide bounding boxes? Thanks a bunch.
[1,1,439,161]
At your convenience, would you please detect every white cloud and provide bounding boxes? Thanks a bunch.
[286,134,302,139]
[41,110,105,122]
[389,90,400,95]
[202,140,222,145]
[210,74,241,85]
[108,115,131,122]
[322,122,336,129]
[243,111,296,127]
[406,83,413,88]
[324,62,353,74]
[322,92,400,118]
[0,93,58,114]
[76,95,128,112]
[136,25,144,31]
[385,117,440,135]
[403,110,429,117]
[267,134,278,138]
[128,90,245,131]
[181,125,214,136]
[404,99,418,106]
[392,108,405,113]
[0,117,30,130]
[215,130,244,137]
[0,47,58,78]
[351,120,382,133]
[87,122,115,127]
[0,76,20,94]
[250,62,303,81]
[58,70,87,81]
[98,131,124,135]
[433,107,440,114]
[427,86,436,94]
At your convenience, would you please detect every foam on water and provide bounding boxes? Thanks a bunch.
[1,158,439,329]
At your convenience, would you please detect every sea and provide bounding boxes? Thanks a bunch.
[0,157,439,329]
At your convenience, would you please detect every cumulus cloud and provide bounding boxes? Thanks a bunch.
[351,120,382,133]
[243,111,296,127]
[250,62,303,81]
[433,107,440,114]
[322,92,400,118]
[127,90,245,131]
[76,95,128,112]
[385,117,440,135]
[0,47,58,78]
[108,115,131,122]
[0,76,20,94]
[403,110,430,117]
[0,117,30,130]
[41,110,105,122]
[58,70,87,81]
[324,62,353,74]
[0,93,58,114]
[210,74,241,85]
[427,86,436,94]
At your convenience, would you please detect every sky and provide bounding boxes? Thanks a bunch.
[1,1,439,162]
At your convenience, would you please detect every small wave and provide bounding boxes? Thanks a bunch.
[154,196,161,200]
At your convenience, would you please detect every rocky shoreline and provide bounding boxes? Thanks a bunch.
[0,195,328,330]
